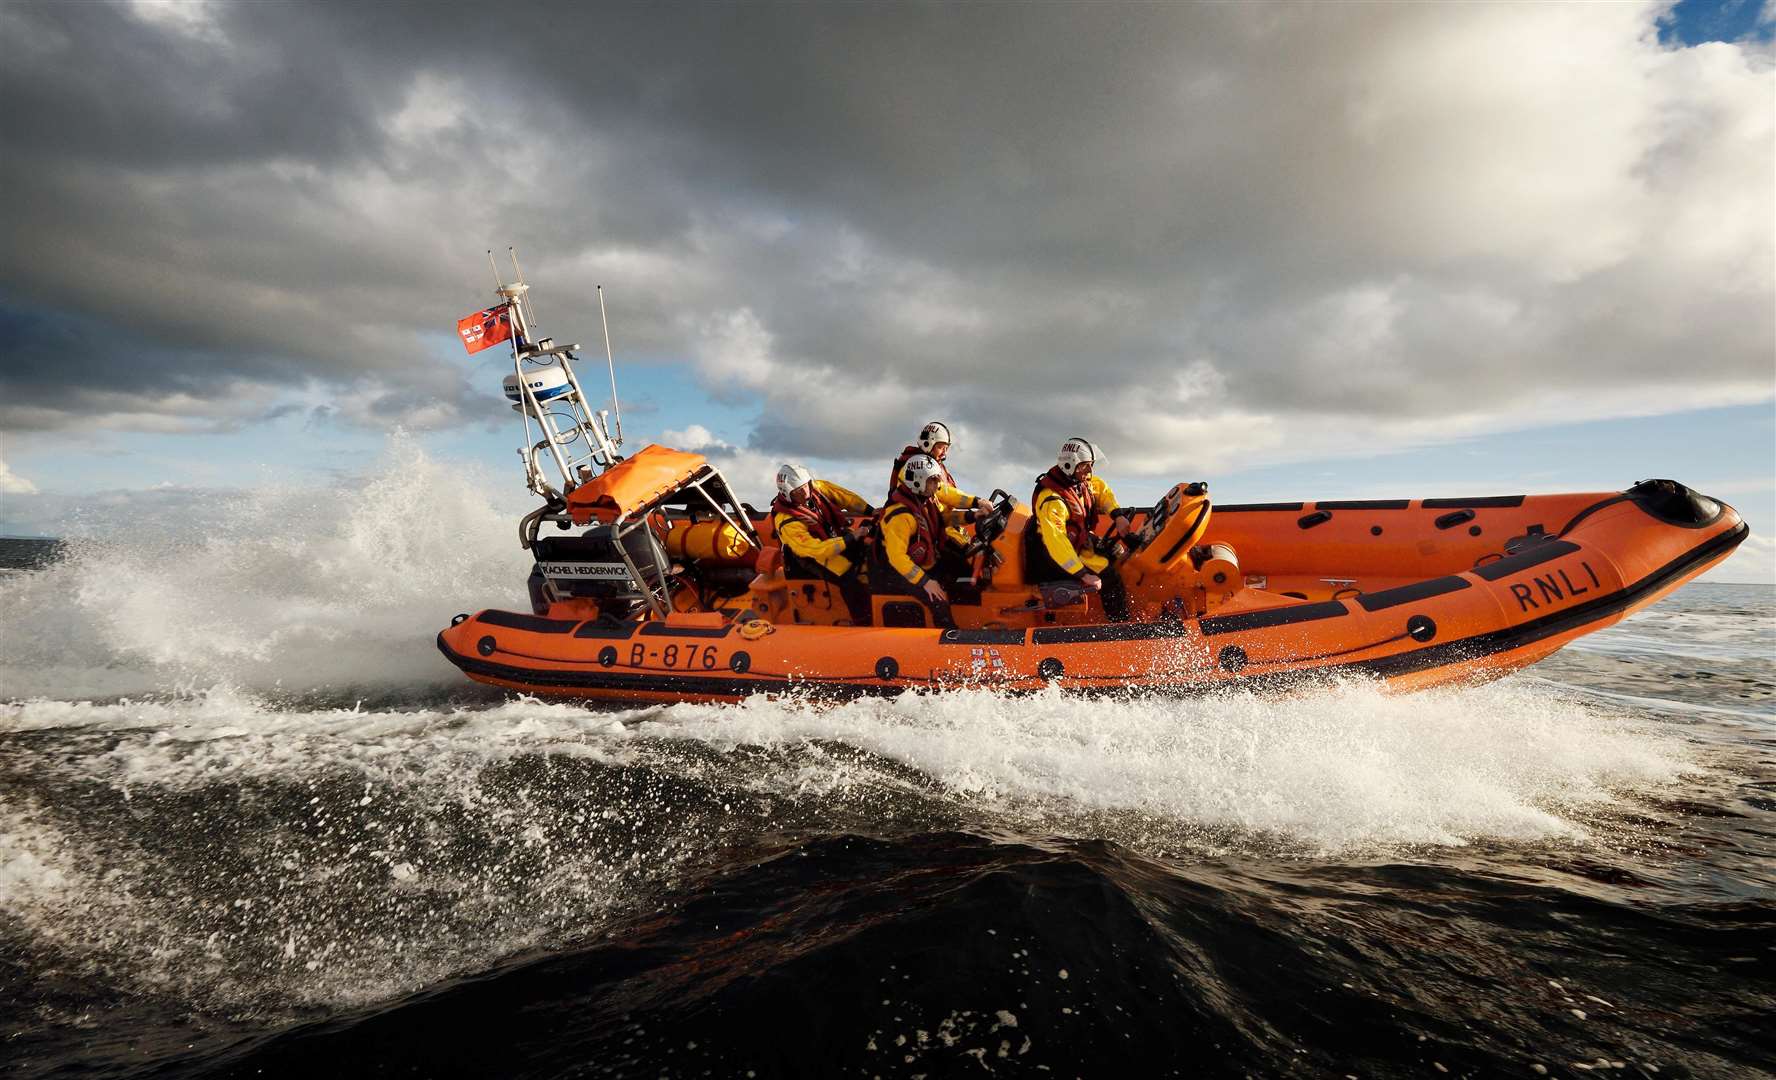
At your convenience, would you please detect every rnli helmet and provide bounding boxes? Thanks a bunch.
[1056,437,1097,477]
[917,420,953,453]
[900,453,943,495]
[776,463,814,497]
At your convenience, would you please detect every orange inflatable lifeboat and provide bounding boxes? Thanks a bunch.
[438,445,1747,704]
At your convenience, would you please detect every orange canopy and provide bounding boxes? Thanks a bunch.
[566,444,710,524]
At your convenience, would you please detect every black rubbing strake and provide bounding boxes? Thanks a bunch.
[1471,540,1581,582]
[477,610,581,634]
[574,621,639,640]
[1031,622,1186,645]
[639,622,733,638]
[1422,495,1525,508]
[1317,499,1410,510]
[939,628,1027,646]
[1199,600,1349,637]
[1354,576,1472,612]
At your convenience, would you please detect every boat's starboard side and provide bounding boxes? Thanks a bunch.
[438,483,1746,703]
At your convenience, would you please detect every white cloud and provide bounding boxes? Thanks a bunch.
[658,424,721,451]
[127,0,229,46]
[1702,531,1776,584]
[0,2,1769,479]
[0,455,37,496]
[684,309,780,397]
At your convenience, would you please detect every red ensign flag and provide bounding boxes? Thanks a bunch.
[456,303,513,354]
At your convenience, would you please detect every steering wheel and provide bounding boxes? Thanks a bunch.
[962,489,1014,560]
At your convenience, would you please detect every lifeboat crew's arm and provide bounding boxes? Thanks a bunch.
[773,480,872,577]
[1087,477,1138,545]
[1033,475,1120,576]
[935,482,983,538]
[879,508,932,587]
[815,479,872,516]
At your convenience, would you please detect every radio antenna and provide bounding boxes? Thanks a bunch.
[596,285,622,441]
[509,246,535,327]
[486,249,503,288]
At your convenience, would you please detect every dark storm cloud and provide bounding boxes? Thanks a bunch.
[0,0,1769,475]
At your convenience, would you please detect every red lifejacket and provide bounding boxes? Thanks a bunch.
[876,487,947,570]
[771,486,849,542]
[1034,466,1100,551]
[888,444,957,498]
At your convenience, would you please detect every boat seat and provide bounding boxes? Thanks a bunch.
[754,545,783,575]
[989,509,1035,587]
[746,546,865,625]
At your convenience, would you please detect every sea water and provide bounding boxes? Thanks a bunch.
[3,445,1770,1077]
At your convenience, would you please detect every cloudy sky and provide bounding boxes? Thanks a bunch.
[1,0,1772,579]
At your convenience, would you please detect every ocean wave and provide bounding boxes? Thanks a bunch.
[0,435,532,701]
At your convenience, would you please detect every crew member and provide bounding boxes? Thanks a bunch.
[1024,438,1134,622]
[771,463,875,626]
[873,453,969,629]
[888,420,982,543]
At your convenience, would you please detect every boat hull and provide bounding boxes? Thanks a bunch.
[439,484,1747,704]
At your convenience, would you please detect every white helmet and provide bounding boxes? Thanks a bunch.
[900,452,942,495]
[1056,437,1097,478]
[918,420,953,453]
[776,463,814,497]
